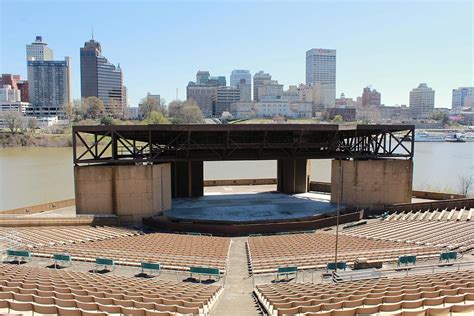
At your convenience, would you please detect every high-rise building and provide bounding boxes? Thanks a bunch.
[0,74,29,102]
[253,71,272,101]
[238,79,252,101]
[305,48,336,107]
[231,70,251,87]
[26,36,53,61]
[257,80,283,100]
[187,71,226,116]
[146,92,160,104]
[196,71,210,85]
[213,86,240,116]
[231,70,252,101]
[409,83,435,119]
[27,57,72,117]
[452,87,474,111]
[80,38,124,112]
[0,85,21,102]
[362,87,381,106]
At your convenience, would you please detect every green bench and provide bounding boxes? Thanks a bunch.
[6,249,32,263]
[140,262,161,275]
[95,258,115,272]
[190,266,220,282]
[53,253,72,268]
[326,261,347,272]
[276,266,298,280]
[439,251,457,263]
[398,255,417,267]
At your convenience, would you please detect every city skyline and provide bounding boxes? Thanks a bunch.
[1,1,472,108]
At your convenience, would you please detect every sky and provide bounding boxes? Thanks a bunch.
[1,0,473,108]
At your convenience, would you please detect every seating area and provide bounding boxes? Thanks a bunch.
[247,232,440,274]
[385,208,474,222]
[33,233,231,272]
[0,225,140,248]
[255,269,474,315]
[0,263,222,316]
[341,220,474,252]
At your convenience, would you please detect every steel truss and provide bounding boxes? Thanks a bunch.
[73,125,414,165]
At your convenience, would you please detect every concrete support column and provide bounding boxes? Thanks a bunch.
[331,159,413,208]
[277,159,310,194]
[171,161,204,198]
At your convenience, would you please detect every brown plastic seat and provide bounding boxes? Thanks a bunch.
[333,308,357,316]
[402,310,426,316]
[8,301,32,313]
[97,304,121,314]
[450,303,474,313]
[144,311,171,316]
[32,302,58,315]
[57,307,82,316]
[356,305,380,314]
[120,307,145,316]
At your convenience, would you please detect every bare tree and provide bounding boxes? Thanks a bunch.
[171,100,204,123]
[168,100,184,119]
[458,174,474,197]
[0,111,25,134]
[63,101,76,124]
[108,98,124,119]
[27,117,38,133]
[84,96,105,119]
[139,95,165,119]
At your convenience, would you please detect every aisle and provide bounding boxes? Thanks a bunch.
[211,237,262,315]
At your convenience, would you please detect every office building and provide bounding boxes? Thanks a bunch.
[230,70,251,87]
[238,79,252,101]
[196,71,210,85]
[452,87,474,111]
[26,36,54,61]
[0,85,21,102]
[230,70,251,101]
[0,74,29,102]
[187,84,217,117]
[409,83,435,119]
[305,48,336,107]
[362,87,381,106]
[80,38,125,112]
[187,71,227,116]
[27,57,71,117]
[213,86,240,116]
[257,80,283,100]
[253,71,272,101]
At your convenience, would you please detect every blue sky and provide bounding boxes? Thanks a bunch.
[1,0,472,108]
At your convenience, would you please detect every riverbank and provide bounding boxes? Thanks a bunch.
[0,132,72,148]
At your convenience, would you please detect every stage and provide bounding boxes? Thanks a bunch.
[165,190,342,224]
[143,186,360,236]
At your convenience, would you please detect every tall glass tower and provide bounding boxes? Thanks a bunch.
[80,39,124,111]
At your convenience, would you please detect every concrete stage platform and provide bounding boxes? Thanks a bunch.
[164,189,343,224]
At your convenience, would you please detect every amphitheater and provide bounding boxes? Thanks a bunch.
[0,194,473,316]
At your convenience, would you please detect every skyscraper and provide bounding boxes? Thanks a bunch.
[27,57,72,117]
[409,83,435,119]
[305,48,336,107]
[26,36,53,61]
[362,87,381,107]
[231,70,251,101]
[187,70,226,116]
[452,87,474,111]
[80,38,124,112]
[253,71,272,101]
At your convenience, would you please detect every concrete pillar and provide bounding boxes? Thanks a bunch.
[74,164,172,225]
[277,159,310,194]
[171,161,204,198]
[331,159,413,208]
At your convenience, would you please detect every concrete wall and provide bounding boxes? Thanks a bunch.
[331,159,413,208]
[75,163,172,224]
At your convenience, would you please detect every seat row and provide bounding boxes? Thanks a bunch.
[247,232,440,273]
[255,269,474,316]
[0,264,222,316]
[0,225,140,248]
[386,207,474,222]
[341,220,474,251]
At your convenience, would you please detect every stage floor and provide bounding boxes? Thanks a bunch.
[165,189,343,223]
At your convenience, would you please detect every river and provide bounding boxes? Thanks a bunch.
[0,142,473,210]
